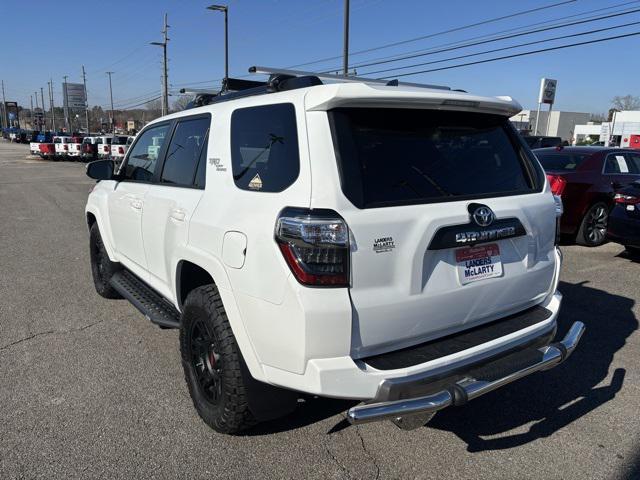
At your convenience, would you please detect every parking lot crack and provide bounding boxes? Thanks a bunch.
[0,330,56,351]
[323,426,352,479]
[355,425,381,480]
[0,320,105,352]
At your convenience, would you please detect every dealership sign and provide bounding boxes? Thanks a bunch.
[538,78,557,105]
[63,82,87,109]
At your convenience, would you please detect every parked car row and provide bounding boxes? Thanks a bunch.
[533,146,640,252]
[26,133,134,162]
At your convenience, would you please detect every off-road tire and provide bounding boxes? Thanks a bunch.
[89,223,122,299]
[180,285,256,434]
[576,202,609,247]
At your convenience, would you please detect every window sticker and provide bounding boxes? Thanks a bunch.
[615,155,629,173]
[248,174,263,190]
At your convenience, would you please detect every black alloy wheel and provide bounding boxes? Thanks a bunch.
[189,317,223,404]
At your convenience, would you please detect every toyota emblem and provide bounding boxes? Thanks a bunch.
[472,206,495,227]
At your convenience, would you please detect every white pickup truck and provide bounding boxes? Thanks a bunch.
[95,136,114,158]
[53,136,73,159]
[85,69,584,434]
[67,136,85,159]
[110,136,134,162]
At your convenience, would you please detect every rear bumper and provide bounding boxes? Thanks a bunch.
[347,321,584,427]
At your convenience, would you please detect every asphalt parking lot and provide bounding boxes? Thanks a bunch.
[0,141,639,480]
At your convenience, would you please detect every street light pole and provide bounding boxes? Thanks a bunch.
[343,0,350,76]
[207,5,229,90]
[150,13,170,116]
[106,71,115,133]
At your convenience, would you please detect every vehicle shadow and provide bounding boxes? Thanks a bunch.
[428,280,636,451]
[616,248,640,264]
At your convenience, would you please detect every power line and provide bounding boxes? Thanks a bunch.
[348,6,640,72]
[286,0,577,69]
[380,29,640,78]
[338,0,640,71]
[116,96,162,110]
[362,19,640,76]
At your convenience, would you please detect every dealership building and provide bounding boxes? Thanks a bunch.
[510,110,591,141]
[573,110,640,147]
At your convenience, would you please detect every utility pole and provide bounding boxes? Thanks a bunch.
[33,91,39,131]
[82,65,90,133]
[1,80,6,129]
[106,71,115,133]
[30,95,34,130]
[62,75,69,132]
[207,5,228,90]
[150,13,170,116]
[40,87,46,131]
[49,79,57,132]
[343,0,350,76]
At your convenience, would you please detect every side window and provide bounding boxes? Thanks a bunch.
[194,133,209,189]
[122,123,170,182]
[624,152,640,174]
[230,103,300,192]
[604,154,629,174]
[161,117,210,187]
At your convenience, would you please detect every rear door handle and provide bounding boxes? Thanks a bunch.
[170,209,186,222]
[130,199,143,210]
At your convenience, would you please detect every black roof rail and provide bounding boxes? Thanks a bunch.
[249,65,450,90]
[178,64,451,111]
[181,74,323,109]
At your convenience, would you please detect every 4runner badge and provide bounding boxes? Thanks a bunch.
[248,174,263,190]
[373,236,395,253]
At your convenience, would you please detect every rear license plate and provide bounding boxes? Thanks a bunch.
[456,243,502,285]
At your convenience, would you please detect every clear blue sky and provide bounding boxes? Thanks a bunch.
[1,0,639,114]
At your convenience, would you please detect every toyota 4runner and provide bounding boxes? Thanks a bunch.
[85,67,584,434]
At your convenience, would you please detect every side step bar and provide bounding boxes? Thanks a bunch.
[110,270,181,329]
[347,321,585,429]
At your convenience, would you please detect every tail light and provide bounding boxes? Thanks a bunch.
[275,208,350,287]
[546,174,567,196]
[614,193,640,205]
[63,144,68,151]
[118,147,124,154]
[103,146,109,152]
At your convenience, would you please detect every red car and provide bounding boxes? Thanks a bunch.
[534,147,640,246]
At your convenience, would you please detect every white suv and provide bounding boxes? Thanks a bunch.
[85,70,584,434]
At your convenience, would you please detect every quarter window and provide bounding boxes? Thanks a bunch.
[230,103,300,192]
[122,124,170,182]
[161,117,210,187]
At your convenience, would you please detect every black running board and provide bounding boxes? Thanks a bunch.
[110,270,181,329]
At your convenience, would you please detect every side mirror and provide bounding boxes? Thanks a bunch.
[86,159,115,180]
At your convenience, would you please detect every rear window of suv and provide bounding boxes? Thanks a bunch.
[329,108,541,208]
[536,153,588,172]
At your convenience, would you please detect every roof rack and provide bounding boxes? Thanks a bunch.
[178,65,451,109]
[249,65,451,91]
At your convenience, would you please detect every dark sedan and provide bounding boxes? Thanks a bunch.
[534,146,640,246]
[607,181,640,254]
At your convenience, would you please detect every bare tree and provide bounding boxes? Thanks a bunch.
[611,95,640,111]
[145,99,163,121]
[171,95,192,112]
